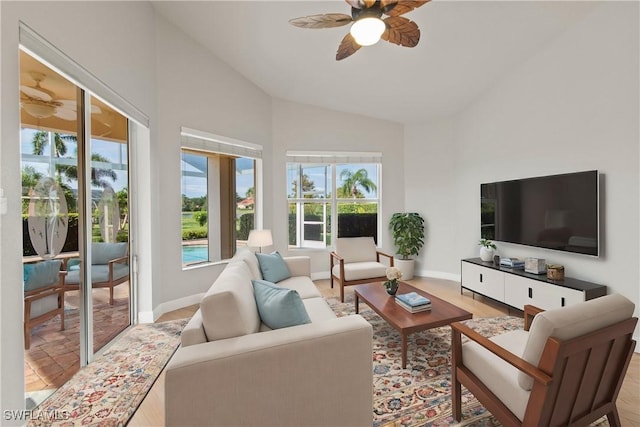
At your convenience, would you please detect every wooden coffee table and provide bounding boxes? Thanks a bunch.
[354,281,472,368]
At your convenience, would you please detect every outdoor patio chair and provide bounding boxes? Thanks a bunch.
[23,259,66,350]
[451,293,637,427]
[330,236,394,302]
[64,242,129,305]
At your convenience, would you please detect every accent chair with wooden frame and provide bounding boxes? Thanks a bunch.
[64,242,129,305]
[451,293,637,427]
[330,236,394,302]
[23,259,66,350]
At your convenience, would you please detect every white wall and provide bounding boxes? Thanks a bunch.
[152,14,273,308]
[272,99,405,274]
[406,3,639,315]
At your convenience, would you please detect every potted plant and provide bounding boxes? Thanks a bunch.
[389,212,425,280]
[478,238,497,262]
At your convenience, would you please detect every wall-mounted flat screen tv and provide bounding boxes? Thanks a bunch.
[481,170,599,256]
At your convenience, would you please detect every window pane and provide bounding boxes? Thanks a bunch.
[235,157,255,248]
[337,202,378,243]
[181,152,208,265]
[300,165,330,199]
[336,164,378,199]
[302,202,330,248]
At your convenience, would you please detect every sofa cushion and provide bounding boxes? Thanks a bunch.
[92,242,127,265]
[335,237,377,263]
[24,259,62,292]
[256,251,291,283]
[519,293,635,390]
[252,279,310,330]
[332,262,387,281]
[278,276,322,299]
[200,262,261,341]
[302,297,338,323]
[233,248,263,280]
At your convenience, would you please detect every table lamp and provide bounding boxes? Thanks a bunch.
[247,229,273,253]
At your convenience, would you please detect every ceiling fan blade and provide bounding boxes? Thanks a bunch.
[384,0,430,17]
[54,107,77,121]
[20,85,53,102]
[381,16,420,47]
[289,13,352,29]
[345,0,376,9]
[336,33,362,61]
[380,0,399,14]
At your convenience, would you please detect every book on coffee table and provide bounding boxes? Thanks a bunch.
[396,292,431,307]
[395,298,431,313]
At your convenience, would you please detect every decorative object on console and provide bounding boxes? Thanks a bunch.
[525,257,547,274]
[384,266,402,295]
[500,257,525,269]
[547,264,565,280]
[478,238,496,262]
[247,229,273,253]
[389,212,425,280]
[493,254,500,265]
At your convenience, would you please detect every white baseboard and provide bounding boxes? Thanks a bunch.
[416,269,461,283]
[138,292,205,323]
[311,271,330,280]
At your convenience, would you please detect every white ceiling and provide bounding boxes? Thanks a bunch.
[152,1,598,124]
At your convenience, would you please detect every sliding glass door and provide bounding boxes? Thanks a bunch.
[20,51,132,402]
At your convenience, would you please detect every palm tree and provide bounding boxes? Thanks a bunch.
[31,130,73,157]
[56,152,117,188]
[338,168,377,198]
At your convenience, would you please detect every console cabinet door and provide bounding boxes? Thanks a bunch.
[505,275,584,310]
[461,262,504,302]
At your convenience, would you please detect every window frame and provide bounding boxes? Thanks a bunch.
[286,151,382,250]
[180,127,262,268]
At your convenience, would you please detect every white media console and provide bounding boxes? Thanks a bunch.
[461,258,606,311]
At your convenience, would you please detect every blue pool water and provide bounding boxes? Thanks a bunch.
[182,245,208,264]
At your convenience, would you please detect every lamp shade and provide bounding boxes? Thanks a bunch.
[247,229,273,248]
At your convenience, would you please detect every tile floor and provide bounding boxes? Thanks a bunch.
[24,285,130,392]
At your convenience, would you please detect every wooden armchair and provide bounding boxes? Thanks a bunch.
[23,259,66,349]
[451,294,637,427]
[330,237,394,302]
[64,242,129,305]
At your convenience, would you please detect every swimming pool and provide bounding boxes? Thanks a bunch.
[182,245,208,264]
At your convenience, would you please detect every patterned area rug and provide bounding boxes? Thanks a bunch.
[328,298,608,427]
[29,319,188,426]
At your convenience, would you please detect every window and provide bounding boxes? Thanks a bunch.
[181,128,261,266]
[287,151,381,249]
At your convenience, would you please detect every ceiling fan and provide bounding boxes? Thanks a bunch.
[289,0,430,60]
[20,72,102,120]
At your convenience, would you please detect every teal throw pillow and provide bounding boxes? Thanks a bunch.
[255,251,291,283]
[252,279,310,329]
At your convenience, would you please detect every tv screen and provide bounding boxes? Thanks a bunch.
[481,170,599,256]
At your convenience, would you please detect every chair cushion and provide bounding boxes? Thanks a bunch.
[92,242,127,265]
[200,262,261,341]
[332,262,387,282]
[519,293,635,390]
[335,237,377,263]
[256,251,291,283]
[252,279,311,330]
[64,264,129,285]
[23,260,62,292]
[463,330,531,420]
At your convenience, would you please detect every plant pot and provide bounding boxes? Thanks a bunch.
[479,246,494,262]
[395,258,415,281]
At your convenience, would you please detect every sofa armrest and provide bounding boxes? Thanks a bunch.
[166,315,373,426]
[283,255,311,278]
[180,309,207,347]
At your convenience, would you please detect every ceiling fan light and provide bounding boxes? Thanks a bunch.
[21,100,56,119]
[350,17,385,46]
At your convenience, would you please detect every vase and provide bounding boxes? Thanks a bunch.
[385,280,398,296]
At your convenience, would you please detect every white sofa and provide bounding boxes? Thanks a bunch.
[165,249,373,426]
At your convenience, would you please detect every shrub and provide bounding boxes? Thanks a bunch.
[182,228,208,240]
[193,211,207,227]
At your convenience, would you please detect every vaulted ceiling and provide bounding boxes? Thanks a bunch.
[152,1,598,124]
